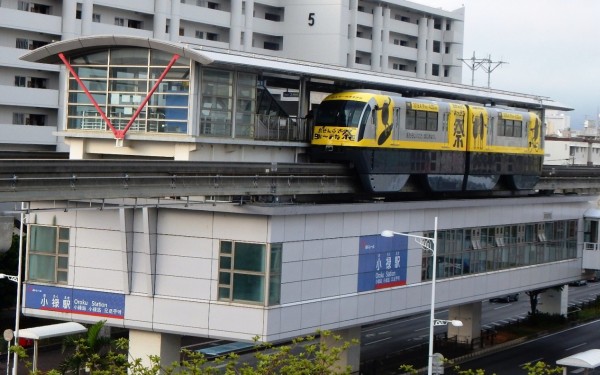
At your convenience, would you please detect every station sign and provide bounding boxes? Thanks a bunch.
[24,284,125,319]
[357,234,408,292]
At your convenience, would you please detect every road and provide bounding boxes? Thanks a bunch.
[449,319,600,374]
[361,281,600,362]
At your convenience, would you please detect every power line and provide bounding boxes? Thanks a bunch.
[458,52,507,88]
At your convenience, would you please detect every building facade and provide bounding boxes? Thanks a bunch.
[0,0,464,154]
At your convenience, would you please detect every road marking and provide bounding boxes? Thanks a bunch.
[493,304,512,310]
[378,330,391,335]
[566,343,587,351]
[414,327,428,332]
[364,337,392,346]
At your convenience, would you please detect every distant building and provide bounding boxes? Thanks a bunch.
[0,0,465,154]
[545,136,600,166]
[545,110,571,137]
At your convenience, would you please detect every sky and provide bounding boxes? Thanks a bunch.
[409,0,599,129]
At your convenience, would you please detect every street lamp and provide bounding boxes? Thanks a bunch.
[382,217,462,375]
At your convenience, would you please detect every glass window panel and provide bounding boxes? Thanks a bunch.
[111,48,148,65]
[58,256,69,269]
[268,274,281,305]
[219,271,231,284]
[69,92,107,105]
[110,66,148,80]
[68,105,101,117]
[58,242,69,254]
[151,50,190,66]
[30,226,56,253]
[57,271,68,284]
[234,243,265,272]
[218,287,230,299]
[110,80,148,92]
[150,68,190,80]
[74,67,107,79]
[70,51,108,65]
[69,79,107,92]
[232,274,264,302]
[237,72,256,85]
[220,256,231,269]
[156,81,189,93]
[28,255,56,282]
[221,241,232,254]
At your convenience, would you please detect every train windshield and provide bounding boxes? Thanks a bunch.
[316,100,368,128]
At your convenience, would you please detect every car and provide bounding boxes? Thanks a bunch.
[489,293,519,303]
[569,280,588,287]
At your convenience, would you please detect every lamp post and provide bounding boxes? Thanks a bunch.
[382,217,462,375]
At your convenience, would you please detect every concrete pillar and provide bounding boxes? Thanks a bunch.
[169,0,181,42]
[153,0,168,40]
[381,7,390,73]
[538,287,568,316]
[243,0,254,51]
[416,17,428,78]
[80,0,93,36]
[129,330,181,370]
[347,0,358,68]
[230,0,243,50]
[61,0,77,39]
[426,18,434,79]
[323,327,360,373]
[448,302,481,344]
[371,6,383,72]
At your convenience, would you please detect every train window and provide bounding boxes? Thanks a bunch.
[315,100,365,128]
[406,108,438,131]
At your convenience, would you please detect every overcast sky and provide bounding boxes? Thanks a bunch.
[410,0,599,129]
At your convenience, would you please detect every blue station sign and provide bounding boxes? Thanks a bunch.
[24,284,125,319]
[357,234,408,292]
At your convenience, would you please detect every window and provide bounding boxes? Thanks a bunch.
[28,225,69,284]
[195,30,204,39]
[206,32,218,41]
[30,3,50,14]
[15,76,26,87]
[114,17,124,26]
[499,118,523,137]
[433,41,441,53]
[18,1,29,11]
[207,1,219,9]
[76,10,82,19]
[406,107,438,131]
[265,13,281,21]
[92,13,100,22]
[392,63,406,71]
[16,38,29,49]
[128,19,142,29]
[218,241,282,305]
[263,41,279,50]
[12,113,25,125]
[432,64,440,76]
[179,28,184,36]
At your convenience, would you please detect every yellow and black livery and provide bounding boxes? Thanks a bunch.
[310,90,544,193]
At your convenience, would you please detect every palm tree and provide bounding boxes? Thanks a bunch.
[58,320,119,374]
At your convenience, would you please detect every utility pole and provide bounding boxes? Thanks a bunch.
[458,52,507,88]
[458,51,486,86]
[481,54,507,88]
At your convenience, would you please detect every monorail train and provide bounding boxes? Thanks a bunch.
[309,90,544,193]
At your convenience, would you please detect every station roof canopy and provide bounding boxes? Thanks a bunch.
[20,35,572,112]
[556,349,600,369]
[19,322,87,340]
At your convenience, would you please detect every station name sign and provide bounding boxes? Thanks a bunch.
[357,234,408,292]
[24,284,125,319]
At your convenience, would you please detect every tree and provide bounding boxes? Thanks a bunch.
[521,361,563,374]
[57,320,126,374]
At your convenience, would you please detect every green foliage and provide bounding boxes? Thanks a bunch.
[15,325,357,374]
[521,361,563,374]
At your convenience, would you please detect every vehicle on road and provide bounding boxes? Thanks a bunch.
[569,280,588,287]
[489,293,519,303]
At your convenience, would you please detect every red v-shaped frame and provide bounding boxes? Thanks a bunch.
[59,52,181,140]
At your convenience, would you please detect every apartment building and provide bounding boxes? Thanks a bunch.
[0,0,465,153]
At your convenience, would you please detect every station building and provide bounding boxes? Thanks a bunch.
[11,33,596,373]
[0,0,465,156]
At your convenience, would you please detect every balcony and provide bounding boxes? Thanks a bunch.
[90,23,153,38]
[94,0,154,13]
[0,7,61,34]
[179,4,230,27]
[0,86,59,109]
[0,46,60,71]
[0,124,57,146]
